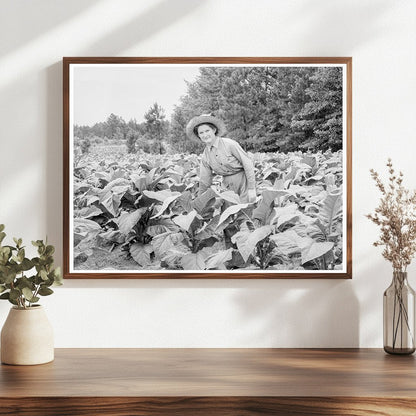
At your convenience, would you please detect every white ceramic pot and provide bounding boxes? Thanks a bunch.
[1,305,54,365]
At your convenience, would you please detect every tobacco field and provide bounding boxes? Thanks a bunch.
[73,146,344,272]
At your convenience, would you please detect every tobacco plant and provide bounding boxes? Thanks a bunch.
[72,148,344,271]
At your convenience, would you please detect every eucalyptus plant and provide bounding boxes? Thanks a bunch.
[0,224,62,309]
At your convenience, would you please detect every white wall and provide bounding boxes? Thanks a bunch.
[1,0,415,347]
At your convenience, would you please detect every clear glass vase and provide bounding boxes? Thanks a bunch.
[383,271,415,355]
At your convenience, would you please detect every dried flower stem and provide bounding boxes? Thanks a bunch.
[366,159,416,272]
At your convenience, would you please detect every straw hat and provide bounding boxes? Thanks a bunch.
[186,114,226,141]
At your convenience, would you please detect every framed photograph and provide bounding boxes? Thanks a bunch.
[63,57,352,279]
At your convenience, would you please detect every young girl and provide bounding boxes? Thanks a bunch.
[186,114,256,203]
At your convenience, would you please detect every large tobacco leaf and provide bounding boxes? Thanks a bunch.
[232,225,273,262]
[173,210,199,232]
[73,148,344,270]
[130,243,153,267]
[152,232,184,259]
[117,209,147,235]
[205,248,233,270]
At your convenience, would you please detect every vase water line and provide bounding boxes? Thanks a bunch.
[383,271,416,355]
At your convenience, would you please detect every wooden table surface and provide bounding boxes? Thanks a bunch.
[1,348,416,415]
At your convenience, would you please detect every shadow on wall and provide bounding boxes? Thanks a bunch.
[46,62,64,262]
[233,279,359,348]
[288,0,394,52]
[80,0,204,55]
[45,0,204,263]
[57,277,359,348]
[1,0,101,56]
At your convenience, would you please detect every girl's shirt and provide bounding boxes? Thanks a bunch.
[199,137,255,194]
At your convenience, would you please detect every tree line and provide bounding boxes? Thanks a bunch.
[74,103,169,154]
[74,66,343,155]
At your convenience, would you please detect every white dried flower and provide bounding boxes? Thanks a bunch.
[366,159,416,272]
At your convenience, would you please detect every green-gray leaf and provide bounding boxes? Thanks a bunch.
[9,288,21,301]
[20,258,34,271]
[51,267,63,285]
[38,287,54,296]
[22,287,35,301]
[45,245,55,256]
[17,248,25,263]
[0,270,16,285]
[17,276,35,290]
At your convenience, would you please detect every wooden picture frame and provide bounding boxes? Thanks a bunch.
[63,57,352,279]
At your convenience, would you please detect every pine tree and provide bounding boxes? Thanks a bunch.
[143,103,169,154]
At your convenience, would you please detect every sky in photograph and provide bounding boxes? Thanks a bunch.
[72,64,201,126]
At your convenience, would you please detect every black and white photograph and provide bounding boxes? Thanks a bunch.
[63,57,352,279]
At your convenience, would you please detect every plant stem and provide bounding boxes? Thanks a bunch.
[391,274,415,349]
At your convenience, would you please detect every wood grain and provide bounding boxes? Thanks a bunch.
[1,397,416,416]
[1,349,416,415]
